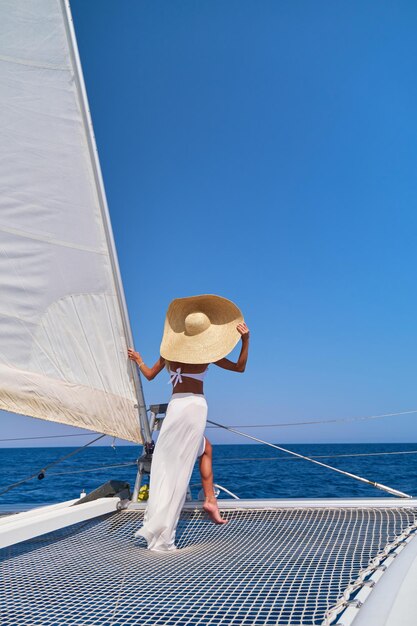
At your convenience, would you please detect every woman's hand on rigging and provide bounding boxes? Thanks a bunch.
[127,348,142,364]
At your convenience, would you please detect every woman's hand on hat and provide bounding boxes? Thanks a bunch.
[237,322,250,341]
[127,347,142,364]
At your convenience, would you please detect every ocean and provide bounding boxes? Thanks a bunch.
[1,442,416,507]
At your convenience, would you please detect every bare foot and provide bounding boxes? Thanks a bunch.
[203,499,228,524]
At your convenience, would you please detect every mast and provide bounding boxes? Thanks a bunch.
[62,0,151,443]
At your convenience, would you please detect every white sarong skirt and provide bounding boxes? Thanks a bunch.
[135,392,207,551]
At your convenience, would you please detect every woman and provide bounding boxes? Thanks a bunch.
[128,294,249,552]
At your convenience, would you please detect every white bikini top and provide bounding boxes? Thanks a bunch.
[168,366,209,387]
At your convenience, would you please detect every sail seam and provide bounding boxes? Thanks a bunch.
[0,225,107,254]
[0,54,69,71]
[0,292,115,323]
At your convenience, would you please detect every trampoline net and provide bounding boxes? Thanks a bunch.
[1,506,417,625]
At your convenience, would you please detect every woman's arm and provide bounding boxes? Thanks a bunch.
[214,323,250,373]
[127,349,166,381]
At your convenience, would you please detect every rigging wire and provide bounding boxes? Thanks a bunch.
[218,449,417,461]
[3,448,410,480]
[48,461,137,476]
[1,446,413,482]
[207,418,413,499]
[0,433,101,442]
[0,433,106,496]
[2,407,416,442]
[205,408,417,429]
[35,449,417,478]
[2,408,417,493]
[42,449,417,477]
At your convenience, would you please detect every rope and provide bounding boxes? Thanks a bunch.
[207,419,413,499]
[323,518,417,625]
[0,433,106,496]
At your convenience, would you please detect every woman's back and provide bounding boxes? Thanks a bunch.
[167,361,209,394]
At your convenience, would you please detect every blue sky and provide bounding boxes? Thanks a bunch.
[2,1,417,446]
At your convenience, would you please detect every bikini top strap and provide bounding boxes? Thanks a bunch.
[168,366,209,387]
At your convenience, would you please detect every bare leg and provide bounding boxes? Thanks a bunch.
[199,438,228,524]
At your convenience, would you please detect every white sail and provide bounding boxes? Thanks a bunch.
[0,0,145,443]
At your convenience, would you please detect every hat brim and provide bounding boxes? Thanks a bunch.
[160,294,244,364]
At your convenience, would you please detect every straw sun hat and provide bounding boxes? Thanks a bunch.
[160,294,244,365]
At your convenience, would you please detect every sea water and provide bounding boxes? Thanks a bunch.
[1,443,416,507]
